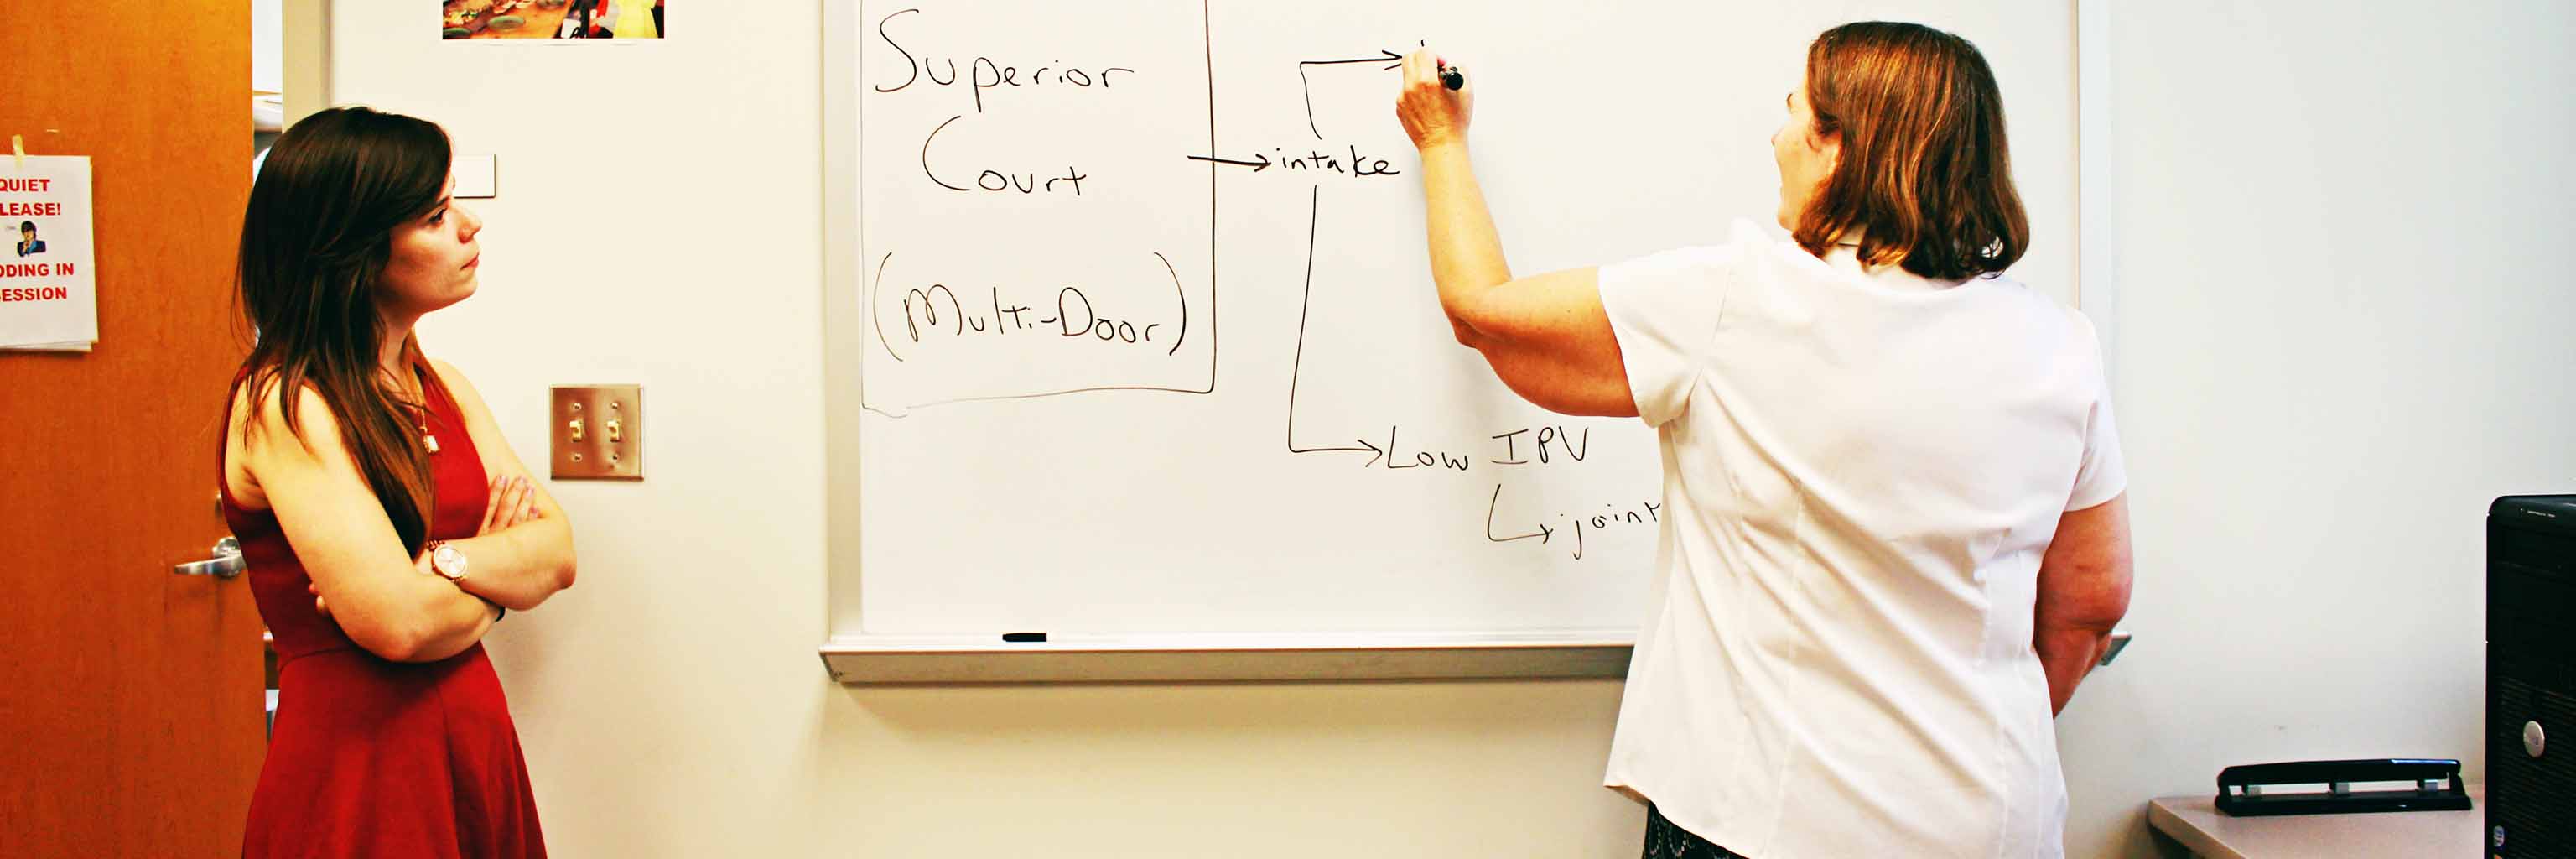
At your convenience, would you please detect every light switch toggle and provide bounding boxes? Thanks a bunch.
[550,385,641,481]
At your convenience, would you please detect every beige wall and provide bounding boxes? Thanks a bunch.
[304,1,2573,856]
[2059,1,2576,856]
[278,0,328,122]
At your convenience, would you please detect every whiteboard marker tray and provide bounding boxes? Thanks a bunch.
[820,631,1633,684]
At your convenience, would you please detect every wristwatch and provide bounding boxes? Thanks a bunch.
[425,540,470,583]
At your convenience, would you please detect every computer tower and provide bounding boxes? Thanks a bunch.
[2489,495,2575,857]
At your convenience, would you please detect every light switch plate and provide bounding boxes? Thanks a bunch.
[550,385,641,480]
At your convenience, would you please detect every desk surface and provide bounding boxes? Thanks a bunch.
[2147,786,2485,859]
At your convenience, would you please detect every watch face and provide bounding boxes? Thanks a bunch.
[434,544,467,579]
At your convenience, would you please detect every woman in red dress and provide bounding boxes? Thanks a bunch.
[220,106,577,858]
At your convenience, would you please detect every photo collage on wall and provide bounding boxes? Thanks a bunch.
[442,0,663,40]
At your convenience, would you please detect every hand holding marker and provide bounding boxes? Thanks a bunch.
[1395,48,1472,151]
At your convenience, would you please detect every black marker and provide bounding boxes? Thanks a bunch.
[1001,632,1048,643]
[1438,60,1464,91]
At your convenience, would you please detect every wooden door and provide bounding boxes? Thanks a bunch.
[0,3,264,856]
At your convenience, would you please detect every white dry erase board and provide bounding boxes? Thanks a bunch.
[821,0,2116,682]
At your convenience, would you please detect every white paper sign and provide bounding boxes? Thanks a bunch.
[1,156,98,350]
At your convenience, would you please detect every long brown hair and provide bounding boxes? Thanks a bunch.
[232,107,454,554]
[1794,22,2028,281]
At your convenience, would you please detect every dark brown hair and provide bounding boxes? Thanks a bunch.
[1794,22,2028,281]
[232,107,454,554]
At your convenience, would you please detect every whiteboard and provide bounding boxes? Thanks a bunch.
[823,0,2093,675]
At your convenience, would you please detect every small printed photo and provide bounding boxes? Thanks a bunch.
[442,0,662,41]
[15,221,46,258]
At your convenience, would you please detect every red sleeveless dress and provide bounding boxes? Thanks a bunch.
[221,369,546,858]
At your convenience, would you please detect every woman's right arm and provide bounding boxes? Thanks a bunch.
[237,383,498,663]
[2033,493,2132,716]
[1397,49,1639,418]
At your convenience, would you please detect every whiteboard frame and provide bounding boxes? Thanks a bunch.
[818,1,2118,684]
[2075,0,2119,388]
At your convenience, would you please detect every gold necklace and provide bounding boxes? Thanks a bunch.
[400,366,441,455]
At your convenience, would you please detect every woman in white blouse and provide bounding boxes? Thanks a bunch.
[1394,23,2133,859]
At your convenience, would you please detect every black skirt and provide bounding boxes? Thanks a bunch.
[1644,804,1742,859]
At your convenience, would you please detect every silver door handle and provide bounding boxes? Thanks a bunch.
[174,536,246,579]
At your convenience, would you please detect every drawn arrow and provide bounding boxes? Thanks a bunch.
[1185,153,1273,172]
[1285,184,1388,467]
[1299,49,1407,69]
[1288,434,1386,466]
[1298,49,1406,138]
[1484,484,1555,544]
